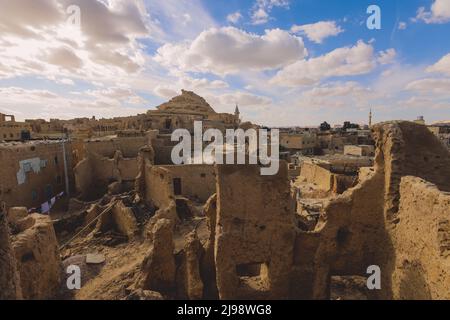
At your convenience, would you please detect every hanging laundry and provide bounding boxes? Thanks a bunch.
[41,202,50,214]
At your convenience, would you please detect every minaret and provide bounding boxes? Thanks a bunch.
[369,108,373,127]
[235,104,241,125]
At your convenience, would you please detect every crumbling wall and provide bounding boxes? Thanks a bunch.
[307,121,450,300]
[74,150,139,200]
[12,214,62,300]
[0,210,22,300]
[111,201,138,239]
[159,164,216,202]
[176,232,204,300]
[85,137,147,158]
[144,165,175,209]
[300,162,333,191]
[390,177,450,299]
[214,163,296,299]
[373,121,450,220]
[299,161,356,194]
[200,194,219,299]
[308,169,389,299]
[139,219,176,295]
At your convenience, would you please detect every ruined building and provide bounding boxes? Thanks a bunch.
[0,113,32,142]
[0,140,73,209]
[1,110,449,300]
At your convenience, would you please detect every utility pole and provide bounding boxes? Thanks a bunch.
[62,139,70,197]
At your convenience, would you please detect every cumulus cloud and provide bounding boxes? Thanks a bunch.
[144,0,216,42]
[426,53,450,75]
[291,21,343,44]
[155,27,307,75]
[271,41,379,87]
[377,48,397,65]
[250,0,290,25]
[227,11,243,24]
[0,0,150,81]
[414,0,450,24]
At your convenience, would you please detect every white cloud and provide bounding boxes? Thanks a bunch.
[227,11,243,24]
[145,0,216,42]
[398,22,407,30]
[251,8,270,25]
[291,21,343,44]
[154,86,179,99]
[378,48,397,65]
[406,78,450,94]
[155,27,307,76]
[414,0,450,24]
[180,77,229,90]
[0,0,151,81]
[271,41,378,87]
[302,81,371,99]
[59,78,75,86]
[216,92,272,107]
[250,0,290,25]
[399,96,450,110]
[426,53,450,75]
[0,86,145,120]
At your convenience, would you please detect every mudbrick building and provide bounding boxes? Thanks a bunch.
[0,120,449,300]
[0,140,73,209]
[0,91,449,300]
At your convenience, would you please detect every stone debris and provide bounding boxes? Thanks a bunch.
[86,254,106,265]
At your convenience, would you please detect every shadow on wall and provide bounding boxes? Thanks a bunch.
[398,261,432,300]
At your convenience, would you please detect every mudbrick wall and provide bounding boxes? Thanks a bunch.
[12,214,62,299]
[3,121,449,300]
[0,210,22,299]
[390,177,450,299]
[304,121,450,299]
[0,208,62,300]
[75,150,139,200]
[214,162,296,300]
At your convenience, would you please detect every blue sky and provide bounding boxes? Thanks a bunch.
[0,0,449,126]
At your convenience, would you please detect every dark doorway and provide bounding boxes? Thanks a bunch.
[173,178,182,196]
[165,119,172,130]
